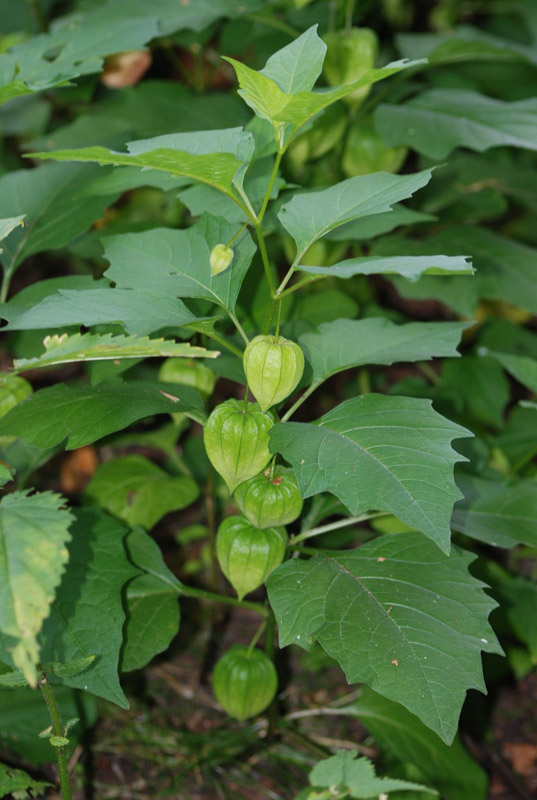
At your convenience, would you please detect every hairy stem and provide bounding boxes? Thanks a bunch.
[290,512,390,546]
[39,673,72,800]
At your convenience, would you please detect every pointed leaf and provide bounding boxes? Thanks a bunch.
[104,214,256,314]
[270,395,471,552]
[0,491,73,686]
[266,533,501,743]
[261,26,327,93]
[0,763,52,797]
[297,253,473,280]
[3,288,199,337]
[10,332,218,375]
[375,90,537,159]
[309,751,436,797]
[121,527,181,672]
[0,216,24,247]
[29,127,255,208]
[299,319,468,384]
[452,474,537,548]
[0,381,207,450]
[485,350,537,394]
[84,455,199,529]
[279,169,434,261]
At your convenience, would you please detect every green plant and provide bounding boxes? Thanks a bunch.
[0,2,536,798]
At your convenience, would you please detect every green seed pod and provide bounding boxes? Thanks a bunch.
[158,358,216,401]
[216,515,287,599]
[234,467,303,529]
[212,645,278,720]
[323,28,378,109]
[203,399,273,492]
[243,335,305,412]
[0,376,33,420]
[342,119,407,178]
[210,244,234,276]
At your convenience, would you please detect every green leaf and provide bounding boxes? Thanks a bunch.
[0,465,13,488]
[104,214,256,315]
[485,350,537,394]
[0,491,73,686]
[29,127,255,210]
[0,670,28,687]
[323,204,435,242]
[2,288,199,337]
[36,509,138,708]
[226,43,419,147]
[0,215,24,247]
[84,455,199,529]
[279,169,434,261]
[438,356,510,430]
[378,226,537,317]
[270,395,471,552]
[396,26,537,66]
[375,91,537,159]
[10,332,218,375]
[0,381,207,450]
[121,527,181,672]
[262,25,327,93]
[349,687,488,800]
[452,474,537,548]
[299,319,468,385]
[0,762,52,797]
[46,655,96,679]
[309,750,436,797]
[493,403,537,470]
[267,533,500,743]
[297,253,472,280]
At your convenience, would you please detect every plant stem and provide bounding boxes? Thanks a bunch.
[345,0,356,30]
[275,265,296,297]
[38,673,72,800]
[205,465,219,594]
[247,620,267,655]
[281,380,321,422]
[289,512,390,546]
[278,274,327,299]
[228,311,249,345]
[243,13,300,38]
[178,584,269,617]
[242,385,250,411]
[258,151,283,224]
[418,361,441,385]
[256,223,276,298]
[206,331,243,359]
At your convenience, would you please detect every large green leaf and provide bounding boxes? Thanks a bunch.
[9,332,217,375]
[307,751,436,797]
[121,527,181,672]
[2,288,199,336]
[324,204,435,242]
[437,356,510,430]
[270,395,471,552]
[299,319,467,384]
[396,26,537,66]
[267,533,500,743]
[261,25,327,94]
[84,455,199,530]
[0,491,73,686]
[349,687,488,800]
[0,381,207,450]
[493,403,537,470]
[0,763,51,797]
[452,474,537,548]
[375,90,537,159]
[377,226,537,316]
[104,213,256,316]
[37,509,137,707]
[485,350,537,394]
[279,169,434,262]
[297,253,472,280]
[30,128,256,211]
[0,216,24,247]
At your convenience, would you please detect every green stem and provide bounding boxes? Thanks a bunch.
[247,620,267,655]
[345,0,356,30]
[256,223,276,298]
[243,12,300,38]
[206,331,243,359]
[281,380,322,422]
[274,297,283,339]
[278,274,327,299]
[275,265,296,297]
[418,361,441,386]
[179,584,269,617]
[225,221,249,249]
[258,151,283,224]
[358,367,371,395]
[228,312,249,346]
[38,673,72,800]
[242,384,250,411]
[289,512,390,547]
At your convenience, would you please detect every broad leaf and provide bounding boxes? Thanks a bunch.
[297,253,472,280]
[0,216,24,246]
[121,527,181,672]
[10,332,217,375]
[84,455,199,529]
[377,226,537,317]
[0,763,51,797]
[452,474,537,548]
[308,751,436,797]
[38,509,137,707]
[324,204,435,242]
[29,128,255,211]
[2,288,199,337]
[270,395,471,552]
[267,533,500,743]
[375,90,537,159]
[396,26,537,66]
[493,403,537,470]
[438,356,510,430]
[485,350,537,394]
[104,213,256,315]
[261,26,326,94]
[350,687,488,800]
[279,169,434,261]
[299,319,468,384]
[0,381,207,449]
[0,491,73,686]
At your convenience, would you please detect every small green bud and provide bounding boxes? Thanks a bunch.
[243,335,305,412]
[203,399,273,492]
[210,244,234,276]
[234,467,303,529]
[216,514,287,599]
[342,119,407,177]
[323,28,378,109]
[158,358,216,400]
[212,645,278,720]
